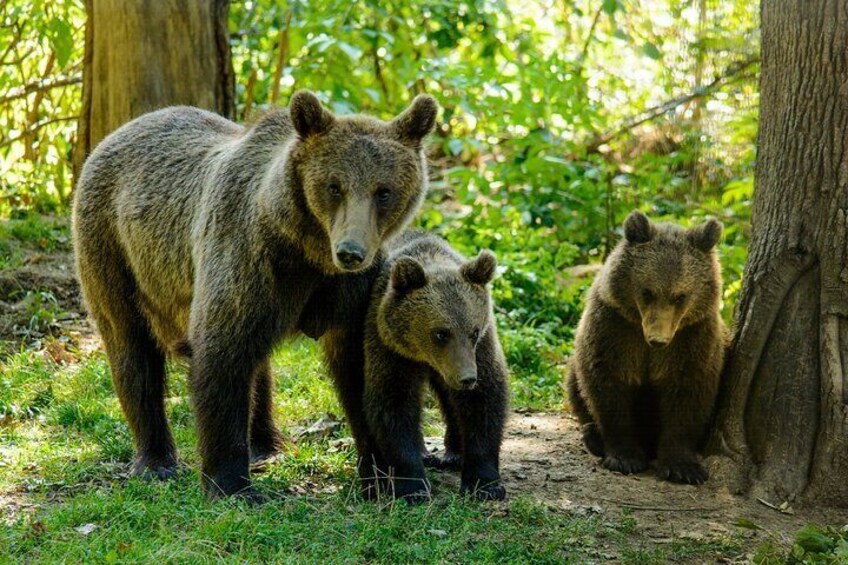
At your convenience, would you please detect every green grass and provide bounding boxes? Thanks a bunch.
[0,339,743,563]
[0,212,70,254]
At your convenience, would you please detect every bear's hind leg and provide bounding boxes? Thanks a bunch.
[568,370,605,457]
[322,328,384,498]
[77,240,178,480]
[106,325,178,480]
[249,359,283,465]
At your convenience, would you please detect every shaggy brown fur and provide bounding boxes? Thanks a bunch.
[568,210,725,485]
[359,232,509,502]
[73,91,437,499]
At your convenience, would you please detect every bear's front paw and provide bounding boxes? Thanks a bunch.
[602,453,648,475]
[656,460,708,485]
[423,451,462,471]
[461,479,506,501]
[389,477,431,504]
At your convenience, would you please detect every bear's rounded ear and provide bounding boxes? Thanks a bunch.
[290,90,335,139]
[687,218,723,252]
[390,94,438,148]
[461,250,497,286]
[624,210,653,244]
[391,257,427,293]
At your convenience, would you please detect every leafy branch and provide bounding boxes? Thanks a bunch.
[585,57,760,151]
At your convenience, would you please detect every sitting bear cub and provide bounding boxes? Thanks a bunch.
[568,211,725,485]
[361,232,508,502]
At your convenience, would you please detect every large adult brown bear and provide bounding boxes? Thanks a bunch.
[73,92,437,500]
[568,210,725,485]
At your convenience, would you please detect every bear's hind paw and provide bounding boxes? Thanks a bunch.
[581,423,605,457]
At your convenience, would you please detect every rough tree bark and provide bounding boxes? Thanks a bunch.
[707,0,848,506]
[72,0,234,179]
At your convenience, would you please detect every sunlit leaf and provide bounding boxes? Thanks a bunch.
[641,41,662,60]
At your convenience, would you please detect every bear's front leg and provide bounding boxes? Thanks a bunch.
[454,330,508,501]
[363,358,430,503]
[655,377,715,485]
[423,375,463,470]
[583,373,649,475]
[190,346,263,501]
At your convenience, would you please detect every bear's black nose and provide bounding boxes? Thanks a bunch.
[648,339,670,348]
[459,373,478,390]
[336,241,366,269]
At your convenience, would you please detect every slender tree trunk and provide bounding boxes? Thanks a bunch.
[707,0,848,507]
[72,0,234,180]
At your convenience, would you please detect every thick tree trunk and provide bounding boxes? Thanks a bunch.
[707,0,848,507]
[72,0,234,179]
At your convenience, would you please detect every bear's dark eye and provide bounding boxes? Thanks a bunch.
[641,289,655,303]
[470,328,481,342]
[674,293,687,305]
[328,182,342,198]
[375,187,393,205]
[433,329,451,345]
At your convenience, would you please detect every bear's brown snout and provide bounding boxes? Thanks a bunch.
[640,305,682,347]
[329,198,379,272]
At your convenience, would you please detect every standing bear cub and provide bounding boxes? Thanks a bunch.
[568,211,725,485]
[73,91,437,500]
[361,232,509,502]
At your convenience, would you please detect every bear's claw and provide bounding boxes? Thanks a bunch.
[602,453,649,475]
[657,460,708,485]
[130,457,181,481]
[460,479,506,501]
[423,451,462,471]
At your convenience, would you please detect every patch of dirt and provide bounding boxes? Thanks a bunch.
[0,243,97,354]
[429,411,846,552]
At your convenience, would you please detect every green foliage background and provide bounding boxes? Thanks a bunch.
[1,0,758,405]
[11,4,840,564]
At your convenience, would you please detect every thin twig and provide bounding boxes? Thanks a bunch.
[24,51,56,159]
[580,2,605,61]
[372,42,389,103]
[596,497,720,512]
[0,115,78,149]
[270,10,293,105]
[0,21,23,65]
[242,68,257,120]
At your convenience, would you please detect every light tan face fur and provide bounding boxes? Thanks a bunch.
[636,289,689,347]
[288,92,437,273]
[610,210,723,348]
[379,251,497,390]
